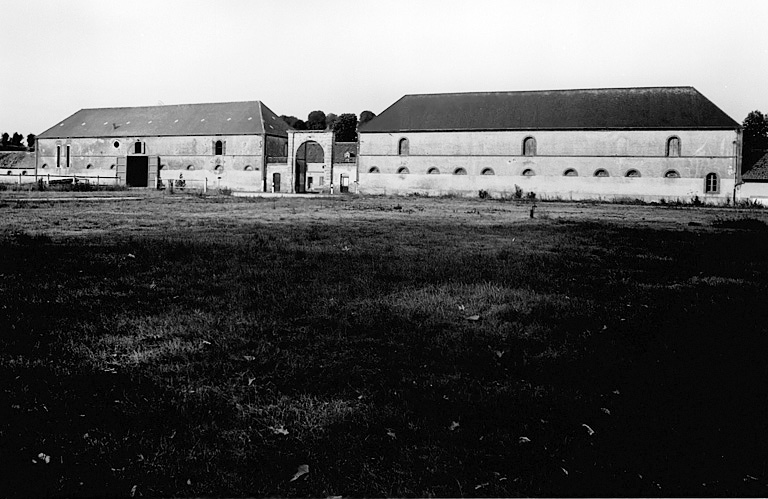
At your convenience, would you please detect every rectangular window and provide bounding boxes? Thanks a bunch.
[318,176,324,186]
[56,146,61,168]
[66,145,71,168]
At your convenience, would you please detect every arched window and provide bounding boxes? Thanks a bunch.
[56,145,61,168]
[427,167,440,174]
[66,145,71,167]
[368,166,380,173]
[564,168,578,176]
[113,140,120,149]
[664,170,680,178]
[398,138,409,156]
[666,136,681,157]
[214,165,223,174]
[481,168,495,175]
[86,164,92,169]
[523,137,537,156]
[215,140,224,155]
[244,165,253,171]
[21,171,27,176]
[134,141,143,154]
[5,170,11,175]
[187,165,195,171]
[522,168,535,176]
[594,169,609,177]
[397,167,409,174]
[705,173,719,193]
[454,168,467,175]
[625,169,641,178]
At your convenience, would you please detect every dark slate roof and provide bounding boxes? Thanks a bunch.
[38,101,292,139]
[742,153,768,180]
[333,142,358,163]
[359,87,739,133]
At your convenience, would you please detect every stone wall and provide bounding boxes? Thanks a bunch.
[359,129,740,200]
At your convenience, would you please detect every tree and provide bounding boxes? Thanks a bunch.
[333,113,358,142]
[307,110,327,131]
[359,110,376,126]
[279,115,307,130]
[325,113,338,131]
[742,110,768,172]
[11,132,23,147]
[26,133,36,151]
[1,133,8,146]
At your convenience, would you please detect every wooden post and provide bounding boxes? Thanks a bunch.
[204,177,208,194]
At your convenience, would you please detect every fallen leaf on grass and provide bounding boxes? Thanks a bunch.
[449,421,460,431]
[519,436,531,444]
[582,423,595,436]
[270,425,289,435]
[465,315,480,321]
[290,464,309,482]
[561,467,569,476]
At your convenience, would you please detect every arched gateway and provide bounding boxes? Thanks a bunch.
[286,130,335,193]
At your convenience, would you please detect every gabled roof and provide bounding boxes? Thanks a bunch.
[38,101,292,139]
[742,152,768,180]
[359,87,739,133]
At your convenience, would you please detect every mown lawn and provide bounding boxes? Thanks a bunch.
[1,194,768,497]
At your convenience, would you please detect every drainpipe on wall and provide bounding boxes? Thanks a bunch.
[34,138,38,183]
[733,129,743,204]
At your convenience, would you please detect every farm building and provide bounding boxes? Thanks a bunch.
[35,101,293,191]
[357,87,742,202]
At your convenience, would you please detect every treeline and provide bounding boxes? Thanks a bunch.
[279,110,376,142]
[0,132,35,152]
[743,110,768,172]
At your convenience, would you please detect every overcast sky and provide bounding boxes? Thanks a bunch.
[2,0,766,136]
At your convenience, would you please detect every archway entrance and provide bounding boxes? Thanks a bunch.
[294,140,324,193]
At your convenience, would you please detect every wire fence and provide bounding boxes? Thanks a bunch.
[0,173,121,186]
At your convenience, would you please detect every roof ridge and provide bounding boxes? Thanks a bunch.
[401,86,696,98]
[78,100,264,111]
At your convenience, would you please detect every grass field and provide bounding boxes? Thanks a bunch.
[2,193,768,497]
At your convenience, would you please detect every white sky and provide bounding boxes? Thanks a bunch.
[2,0,767,136]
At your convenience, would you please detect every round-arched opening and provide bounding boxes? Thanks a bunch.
[594,169,609,177]
[113,141,120,148]
[368,166,380,173]
[295,140,324,193]
[41,163,48,169]
[21,171,27,176]
[187,165,195,171]
[625,169,641,178]
[427,167,440,174]
[214,165,223,174]
[453,168,467,175]
[244,165,253,171]
[86,164,93,169]
[522,168,535,176]
[481,168,495,175]
[563,168,578,176]
[523,136,537,156]
[664,170,680,178]
[397,167,410,174]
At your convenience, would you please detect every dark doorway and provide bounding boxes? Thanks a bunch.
[126,156,149,187]
[340,174,350,193]
[295,141,324,193]
[273,172,281,192]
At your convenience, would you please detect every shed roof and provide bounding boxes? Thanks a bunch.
[742,152,768,180]
[359,87,739,133]
[38,101,292,139]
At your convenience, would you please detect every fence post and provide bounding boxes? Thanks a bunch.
[18,174,21,186]
[97,175,99,186]
[204,177,208,194]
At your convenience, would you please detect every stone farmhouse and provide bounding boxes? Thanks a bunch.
[32,86,743,202]
[357,87,742,202]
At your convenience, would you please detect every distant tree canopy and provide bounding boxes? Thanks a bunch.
[333,113,358,142]
[742,110,768,172]
[325,113,338,131]
[26,133,36,151]
[0,132,27,151]
[279,115,307,130]
[359,110,376,126]
[307,110,327,131]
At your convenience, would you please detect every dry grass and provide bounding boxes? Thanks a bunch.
[1,194,768,497]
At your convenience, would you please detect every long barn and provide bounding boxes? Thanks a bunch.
[357,87,742,202]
